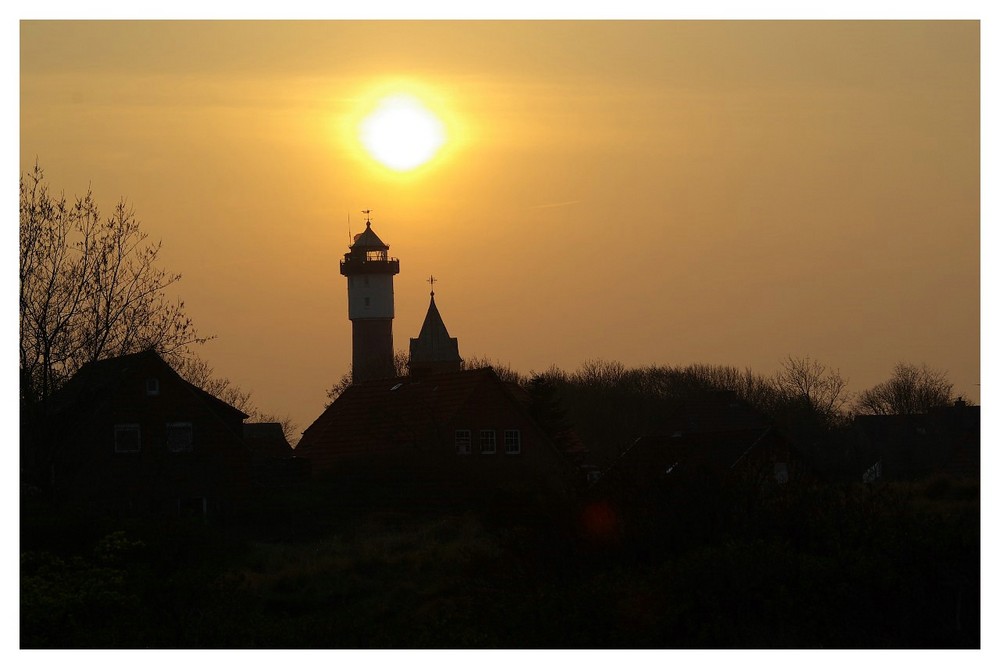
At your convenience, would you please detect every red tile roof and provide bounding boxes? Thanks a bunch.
[295,368,509,468]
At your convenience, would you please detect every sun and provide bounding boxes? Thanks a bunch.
[359,93,446,172]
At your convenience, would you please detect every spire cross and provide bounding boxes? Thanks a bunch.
[361,209,372,226]
[427,275,437,296]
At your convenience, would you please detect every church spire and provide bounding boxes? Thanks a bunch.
[408,277,462,377]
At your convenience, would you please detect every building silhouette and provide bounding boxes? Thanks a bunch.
[42,349,253,518]
[340,212,399,383]
[295,215,578,503]
[409,280,462,377]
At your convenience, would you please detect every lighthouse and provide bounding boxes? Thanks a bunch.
[340,211,400,383]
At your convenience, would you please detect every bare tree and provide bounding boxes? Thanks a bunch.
[462,355,526,385]
[679,363,782,412]
[20,164,209,408]
[853,362,955,415]
[774,355,850,423]
[575,359,627,388]
[176,355,298,444]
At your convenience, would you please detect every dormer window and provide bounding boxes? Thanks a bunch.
[146,377,160,396]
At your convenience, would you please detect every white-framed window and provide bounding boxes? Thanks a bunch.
[455,429,472,455]
[166,422,194,452]
[146,377,160,396]
[479,429,496,455]
[114,423,141,453]
[504,429,521,455]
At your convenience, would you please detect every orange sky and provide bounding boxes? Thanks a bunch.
[19,20,981,436]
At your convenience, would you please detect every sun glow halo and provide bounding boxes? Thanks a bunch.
[359,93,446,172]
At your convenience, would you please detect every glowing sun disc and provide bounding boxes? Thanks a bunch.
[360,94,446,171]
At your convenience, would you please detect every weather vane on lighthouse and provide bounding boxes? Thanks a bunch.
[361,209,373,226]
[428,275,437,297]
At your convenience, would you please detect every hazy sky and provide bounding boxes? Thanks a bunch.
[19,20,980,436]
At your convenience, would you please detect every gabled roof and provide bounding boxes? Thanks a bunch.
[350,222,388,251]
[409,294,461,366]
[243,422,294,459]
[296,367,530,468]
[49,349,249,423]
[612,390,780,478]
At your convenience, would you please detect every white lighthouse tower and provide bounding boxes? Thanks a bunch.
[340,211,400,383]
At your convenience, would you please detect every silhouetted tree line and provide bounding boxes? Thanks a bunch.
[459,356,957,472]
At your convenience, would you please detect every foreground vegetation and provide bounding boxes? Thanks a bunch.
[21,474,979,648]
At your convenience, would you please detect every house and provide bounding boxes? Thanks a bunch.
[243,422,310,488]
[294,367,577,506]
[847,400,980,483]
[41,349,253,518]
[609,390,795,490]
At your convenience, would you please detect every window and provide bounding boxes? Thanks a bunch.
[114,423,141,453]
[166,422,194,452]
[455,429,472,455]
[146,378,160,396]
[504,429,521,455]
[479,429,496,455]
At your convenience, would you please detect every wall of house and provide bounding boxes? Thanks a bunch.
[436,379,565,486]
[54,356,251,516]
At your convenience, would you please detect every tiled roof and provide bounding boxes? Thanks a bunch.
[612,390,779,476]
[48,350,151,415]
[296,368,513,467]
[48,349,248,423]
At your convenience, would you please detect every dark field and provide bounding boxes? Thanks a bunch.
[20,474,979,649]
